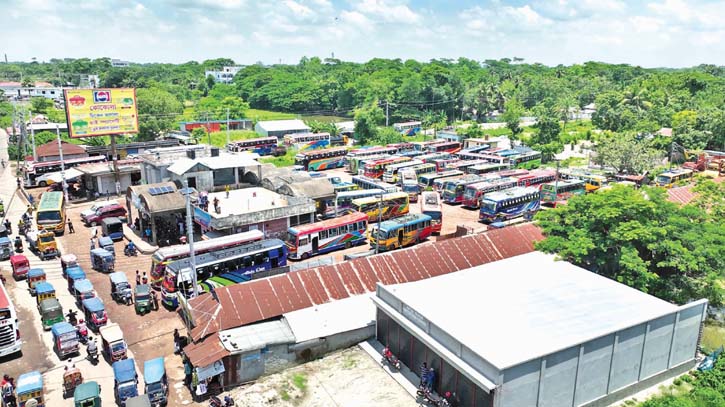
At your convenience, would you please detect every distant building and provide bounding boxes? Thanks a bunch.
[179,119,252,133]
[33,141,87,163]
[0,81,67,101]
[78,74,100,88]
[255,119,310,139]
[111,59,130,68]
[204,66,244,84]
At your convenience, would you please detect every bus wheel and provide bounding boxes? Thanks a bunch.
[301,252,310,260]
[39,181,47,187]
[345,241,352,249]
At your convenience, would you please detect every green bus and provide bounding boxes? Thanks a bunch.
[36,191,66,235]
[510,151,542,170]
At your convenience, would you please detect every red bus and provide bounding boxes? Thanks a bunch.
[387,142,416,153]
[420,191,443,234]
[462,178,519,208]
[23,155,106,187]
[425,141,461,155]
[441,175,493,204]
[514,169,556,188]
[431,158,460,172]
[363,156,411,179]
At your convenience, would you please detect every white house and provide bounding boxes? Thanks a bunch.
[205,66,244,84]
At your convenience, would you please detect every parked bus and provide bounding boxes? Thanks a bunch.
[441,175,491,204]
[444,159,488,173]
[294,147,348,171]
[23,155,106,187]
[0,282,22,357]
[351,191,409,222]
[458,144,490,155]
[363,156,411,179]
[333,182,358,193]
[161,239,288,308]
[467,163,510,175]
[479,186,540,223]
[331,189,384,216]
[431,158,460,172]
[418,170,464,189]
[514,169,556,188]
[283,132,331,150]
[541,179,586,207]
[368,213,432,251]
[382,160,423,184]
[351,175,399,193]
[411,140,447,151]
[286,212,368,260]
[462,178,519,208]
[510,151,542,169]
[345,146,398,173]
[149,230,264,289]
[425,141,461,155]
[393,121,422,136]
[36,191,65,235]
[405,163,437,184]
[416,152,451,164]
[655,168,693,188]
[420,191,443,234]
[387,142,416,153]
[400,169,420,202]
[226,137,279,155]
[458,152,509,165]
[433,174,464,192]
[560,169,609,192]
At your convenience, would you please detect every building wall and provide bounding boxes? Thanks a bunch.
[231,217,288,239]
[496,300,708,407]
[39,153,87,162]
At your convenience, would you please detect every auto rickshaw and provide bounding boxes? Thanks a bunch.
[110,272,132,305]
[35,281,55,305]
[66,267,87,292]
[134,284,152,315]
[73,279,96,305]
[90,248,114,273]
[27,268,47,295]
[143,357,168,407]
[51,321,80,360]
[98,236,116,257]
[73,381,101,407]
[0,236,12,260]
[10,254,30,280]
[102,217,124,241]
[82,297,107,331]
[62,366,83,399]
[100,322,128,362]
[61,254,79,278]
[39,298,63,330]
[113,358,139,406]
[16,371,44,407]
[125,395,152,407]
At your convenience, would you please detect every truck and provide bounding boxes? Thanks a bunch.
[25,229,59,260]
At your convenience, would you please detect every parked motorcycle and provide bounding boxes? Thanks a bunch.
[86,340,99,365]
[14,236,23,253]
[381,347,401,370]
[416,386,451,407]
[209,395,235,407]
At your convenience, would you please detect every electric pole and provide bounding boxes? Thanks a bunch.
[29,110,37,162]
[226,108,230,148]
[184,179,198,298]
[56,124,69,203]
[385,101,389,127]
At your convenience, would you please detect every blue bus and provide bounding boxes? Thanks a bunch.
[479,187,540,223]
[161,239,288,307]
[226,137,279,155]
[351,175,399,193]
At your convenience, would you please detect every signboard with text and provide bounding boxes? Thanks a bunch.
[63,88,139,138]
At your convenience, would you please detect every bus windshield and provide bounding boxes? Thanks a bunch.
[481,201,497,213]
[541,184,556,192]
[286,232,298,244]
[37,210,62,223]
[656,175,671,185]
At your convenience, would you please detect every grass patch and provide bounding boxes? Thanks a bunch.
[247,109,296,121]
[342,354,357,369]
[701,324,725,354]
[291,373,308,392]
[260,149,296,167]
[278,385,291,401]
[201,129,260,147]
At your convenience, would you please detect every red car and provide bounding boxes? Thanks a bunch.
[84,204,126,226]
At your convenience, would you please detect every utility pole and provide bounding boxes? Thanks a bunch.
[56,124,69,203]
[375,192,383,254]
[385,101,389,127]
[226,108,230,148]
[29,110,37,162]
[184,179,198,298]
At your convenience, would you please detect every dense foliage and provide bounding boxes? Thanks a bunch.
[535,182,725,306]
[639,353,725,407]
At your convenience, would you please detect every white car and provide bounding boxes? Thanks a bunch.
[32,173,56,187]
[80,201,119,222]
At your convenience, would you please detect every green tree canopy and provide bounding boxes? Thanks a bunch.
[502,98,524,139]
[30,97,53,114]
[353,102,384,145]
[593,133,662,174]
[136,87,183,141]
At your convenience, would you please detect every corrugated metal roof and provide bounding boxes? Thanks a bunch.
[183,332,230,367]
[667,185,696,205]
[187,223,543,342]
[218,320,295,354]
[256,119,310,132]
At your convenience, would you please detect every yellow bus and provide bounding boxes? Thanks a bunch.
[368,213,433,252]
[351,192,409,222]
[655,168,693,188]
[560,169,608,192]
[36,191,65,235]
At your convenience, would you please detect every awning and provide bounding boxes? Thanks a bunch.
[196,360,226,382]
[183,332,230,369]
[48,168,83,183]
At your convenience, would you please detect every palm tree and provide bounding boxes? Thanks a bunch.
[619,88,653,112]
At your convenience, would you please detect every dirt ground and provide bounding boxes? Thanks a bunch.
[226,347,418,407]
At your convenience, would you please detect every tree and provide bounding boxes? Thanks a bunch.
[535,185,724,306]
[305,120,339,136]
[21,77,33,88]
[191,127,207,143]
[205,75,216,92]
[502,98,524,139]
[529,114,563,163]
[371,127,404,145]
[593,133,662,174]
[353,102,384,145]
[136,87,183,141]
[30,97,53,114]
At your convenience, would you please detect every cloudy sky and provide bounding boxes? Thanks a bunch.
[3,0,724,67]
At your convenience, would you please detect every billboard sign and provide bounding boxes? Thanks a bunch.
[64,88,139,138]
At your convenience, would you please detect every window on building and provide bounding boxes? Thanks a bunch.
[213,168,235,186]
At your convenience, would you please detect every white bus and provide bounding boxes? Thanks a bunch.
[0,282,22,357]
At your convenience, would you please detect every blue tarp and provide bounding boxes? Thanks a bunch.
[113,358,137,383]
[0,237,11,245]
[99,236,114,248]
[35,281,54,296]
[16,371,43,395]
[66,266,86,281]
[51,321,75,336]
[110,272,129,285]
[28,268,45,278]
[143,357,165,384]
[82,297,104,313]
[91,248,113,259]
[73,278,94,294]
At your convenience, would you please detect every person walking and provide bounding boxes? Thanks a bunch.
[173,329,181,354]
[419,362,428,387]
[67,218,75,234]
[225,185,230,199]
[142,272,148,285]
[136,270,141,286]
[144,226,152,242]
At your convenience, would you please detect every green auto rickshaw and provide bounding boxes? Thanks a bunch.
[134,284,152,314]
[39,298,64,330]
[74,381,101,407]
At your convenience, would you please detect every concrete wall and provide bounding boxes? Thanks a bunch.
[496,300,708,407]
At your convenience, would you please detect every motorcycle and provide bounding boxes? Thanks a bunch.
[209,395,235,407]
[75,320,89,345]
[66,310,78,326]
[381,347,401,370]
[124,244,138,257]
[416,386,451,407]
[86,342,99,365]
[14,237,23,253]
[4,220,11,235]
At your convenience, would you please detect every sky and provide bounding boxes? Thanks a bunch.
[3,0,724,68]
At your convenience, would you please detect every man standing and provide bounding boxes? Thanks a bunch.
[225,184,230,199]
[67,218,75,234]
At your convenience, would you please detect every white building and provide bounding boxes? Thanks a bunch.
[111,59,130,68]
[205,66,244,84]
[255,119,310,138]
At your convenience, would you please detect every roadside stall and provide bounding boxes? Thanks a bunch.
[73,381,101,407]
[61,254,79,277]
[90,248,114,272]
[82,297,108,331]
[51,321,80,360]
[35,281,55,305]
[98,236,116,257]
[66,267,87,292]
[10,254,30,279]
[102,217,124,241]
[109,272,132,305]
[100,322,128,362]
[39,298,63,330]
[62,366,83,399]
[16,371,44,407]
[143,357,168,407]
[73,279,96,305]
[113,358,139,406]
[134,284,152,315]
[0,236,12,260]
[27,268,47,295]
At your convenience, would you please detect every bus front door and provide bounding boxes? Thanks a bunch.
[312,237,319,253]
[398,230,404,248]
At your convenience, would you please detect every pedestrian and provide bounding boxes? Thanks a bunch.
[136,270,141,286]
[183,359,192,387]
[213,197,220,213]
[426,367,436,391]
[419,362,427,387]
[144,226,152,242]
[2,375,14,407]
[173,328,181,354]
[16,177,21,189]
[225,185,230,199]
[91,226,98,239]
[90,238,95,250]
[67,218,75,234]
[142,272,148,285]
